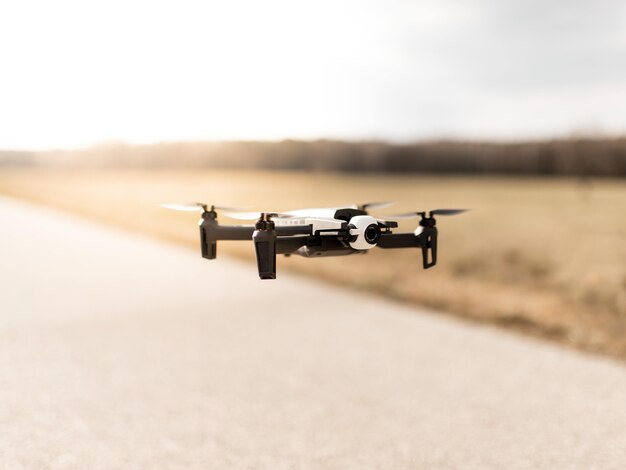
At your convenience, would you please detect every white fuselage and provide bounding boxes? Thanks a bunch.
[274,208,380,250]
[274,208,346,234]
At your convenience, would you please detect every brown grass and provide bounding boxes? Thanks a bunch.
[1,168,625,358]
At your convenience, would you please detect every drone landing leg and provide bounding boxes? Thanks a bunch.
[251,216,279,280]
[253,229,276,280]
[420,227,437,269]
[200,223,217,259]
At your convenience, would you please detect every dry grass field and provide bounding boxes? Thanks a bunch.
[1,168,625,358]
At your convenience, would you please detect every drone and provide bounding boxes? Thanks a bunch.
[161,202,467,279]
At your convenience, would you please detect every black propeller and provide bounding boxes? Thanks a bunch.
[429,208,468,216]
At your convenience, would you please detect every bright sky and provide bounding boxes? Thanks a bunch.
[1,0,625,149]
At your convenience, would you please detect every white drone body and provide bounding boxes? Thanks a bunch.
[161,202,467,279]
[274,208,380,250]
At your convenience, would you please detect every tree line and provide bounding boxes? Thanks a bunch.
[2,138,625,176]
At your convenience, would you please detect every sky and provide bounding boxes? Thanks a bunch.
[1,0,625,150]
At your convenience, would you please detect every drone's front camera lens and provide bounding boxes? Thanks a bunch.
[364,225,380,244]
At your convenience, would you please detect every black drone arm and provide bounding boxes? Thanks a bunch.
[199,218,312,261]
[377,229,438,269]
[377,233,421,249]
[212,225,255,239]
[276,235,310,254]
[199,223,254,259]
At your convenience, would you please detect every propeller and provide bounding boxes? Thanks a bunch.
[160,203,245,213]
[160,202,207,212]
[223,211,294,221]
[390,208,469,219]
[357,201,395,211]
[430,208,468,216]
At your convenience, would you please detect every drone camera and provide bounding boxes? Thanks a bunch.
[364,224,381,244]
[348,215,381,250]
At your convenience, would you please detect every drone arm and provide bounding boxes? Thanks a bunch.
[204,224,311,241]
[198,223,253,259]
[213,225,255,239]
[200,219,311,262]
[376,233,421,249]
[276,225,313,236]
[376,230,438,269]
[276,235,310,254]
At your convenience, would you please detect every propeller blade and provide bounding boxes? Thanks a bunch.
[160,202,206,212]
[358,201,395,211]
[160,203,247,212]
[223,211,293,220]
[430,209,469,216]
[388,211,426,219]
[213,205,251,211]
[388,209,469,219]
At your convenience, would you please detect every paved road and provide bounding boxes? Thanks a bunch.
[1,197,625,469]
